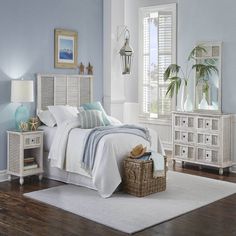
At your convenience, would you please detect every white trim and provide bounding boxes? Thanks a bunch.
[138,3,177,119]
[0,170,9,182]
[111,98,126,104]
[231,166,236,173]
[139,3,177,12]
[139,117,172,126]
[162,141,173,151]
[231,114,236,123]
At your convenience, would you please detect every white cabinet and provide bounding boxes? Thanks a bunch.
[172,112,232,175]
[7,130,44,185]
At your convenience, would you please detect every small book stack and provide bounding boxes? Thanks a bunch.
[24,157,38,170]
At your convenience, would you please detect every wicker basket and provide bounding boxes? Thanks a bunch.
[123,157,167,197]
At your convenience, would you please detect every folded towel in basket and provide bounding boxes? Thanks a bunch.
[149,151,165,178]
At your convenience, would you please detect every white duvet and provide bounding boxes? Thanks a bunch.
[49,118,164,198]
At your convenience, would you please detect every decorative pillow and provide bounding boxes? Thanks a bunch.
[48,105,78,126]
[107,116,122,125]
[81,101,110,125]
[38,110,57,127]
[78,106,85,113]
[78,110,105,129]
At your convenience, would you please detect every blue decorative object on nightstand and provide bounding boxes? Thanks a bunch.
[15,104,30,129]
[11,79,34,130]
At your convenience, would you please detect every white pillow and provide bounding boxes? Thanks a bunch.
[107,116,122,125]
[68,105,79,115]
[48,105,78,126]
[38,110,57,127]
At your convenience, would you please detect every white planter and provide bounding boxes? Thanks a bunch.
[184,94,193,111]
[199,93,209,109]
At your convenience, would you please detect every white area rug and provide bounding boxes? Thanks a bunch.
[24,171,236,234]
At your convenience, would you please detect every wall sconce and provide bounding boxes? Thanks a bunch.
[117,26,134,75]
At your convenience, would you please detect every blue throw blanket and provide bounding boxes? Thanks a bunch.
[81,125,151,174]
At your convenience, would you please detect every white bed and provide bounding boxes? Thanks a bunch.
[37,74,164,198]
[38,125,57,152]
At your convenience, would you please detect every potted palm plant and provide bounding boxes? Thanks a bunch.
[164,45,218,111]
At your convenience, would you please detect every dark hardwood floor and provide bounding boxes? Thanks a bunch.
[0,161,236,236]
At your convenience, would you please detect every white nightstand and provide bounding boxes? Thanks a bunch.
[7,130,44,185]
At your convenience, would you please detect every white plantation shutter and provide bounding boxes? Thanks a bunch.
[142,16,151,114]
[139,5,176,119]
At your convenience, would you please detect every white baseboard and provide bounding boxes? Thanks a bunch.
[162,141,173,151]
[0,170,9,182]
[230,165,236,173]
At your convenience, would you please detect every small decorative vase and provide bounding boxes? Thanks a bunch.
[199,93,209,109]
[15,104,29,130]
[178,82,186,111]
[184,94,193,111]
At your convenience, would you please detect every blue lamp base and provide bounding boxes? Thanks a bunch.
[15,105,29,130]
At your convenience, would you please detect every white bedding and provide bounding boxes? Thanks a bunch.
[38,125,57,152]
[48,118,164,198]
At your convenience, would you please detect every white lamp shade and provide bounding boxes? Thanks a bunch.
[11,80,34,103]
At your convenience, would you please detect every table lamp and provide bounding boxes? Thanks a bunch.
[11,79,34,130]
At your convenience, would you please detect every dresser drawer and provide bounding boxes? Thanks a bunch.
[174,130,195,143]
[197,117,220,131]
[174,115,195,128]
[197,133,219,147]
[197,148,219,163]
[174,144,195,160]
[24,134,41,148]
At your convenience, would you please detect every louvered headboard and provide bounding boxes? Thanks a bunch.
[37,74,93,113]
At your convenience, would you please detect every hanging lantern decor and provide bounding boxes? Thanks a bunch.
[119,29,133,75]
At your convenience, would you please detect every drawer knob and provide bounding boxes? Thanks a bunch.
[183,150,185,153]
[206,138,209,141]
[206,154,209,157]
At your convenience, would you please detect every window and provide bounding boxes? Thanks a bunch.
[139,4,176,120]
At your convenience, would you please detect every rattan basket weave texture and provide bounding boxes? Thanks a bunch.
[123,157,167,197]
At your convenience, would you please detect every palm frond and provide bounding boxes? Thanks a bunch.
[166,80,175,98]
[188,45,207,61]
[165,76,182,98]
[204,58,217,65]
[193,64,218,84]
[164,64,181,81]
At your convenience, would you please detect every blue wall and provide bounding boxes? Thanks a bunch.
[178,0,236,113]
[0,0,103,170]
[125,0,236,114]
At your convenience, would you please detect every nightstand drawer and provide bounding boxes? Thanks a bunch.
[24,135,41,148]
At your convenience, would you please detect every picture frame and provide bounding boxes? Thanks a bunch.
[54,29,78,69]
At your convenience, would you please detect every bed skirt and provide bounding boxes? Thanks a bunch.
[43,152,96,190]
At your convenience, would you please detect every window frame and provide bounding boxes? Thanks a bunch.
[138,3,177,123]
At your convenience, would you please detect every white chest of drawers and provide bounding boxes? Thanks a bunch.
[172,111,232,175]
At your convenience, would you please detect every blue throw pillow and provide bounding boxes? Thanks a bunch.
[78,110,105,129]
[81,101,110,126]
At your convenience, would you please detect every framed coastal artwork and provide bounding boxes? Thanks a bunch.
[54,29,78,68]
